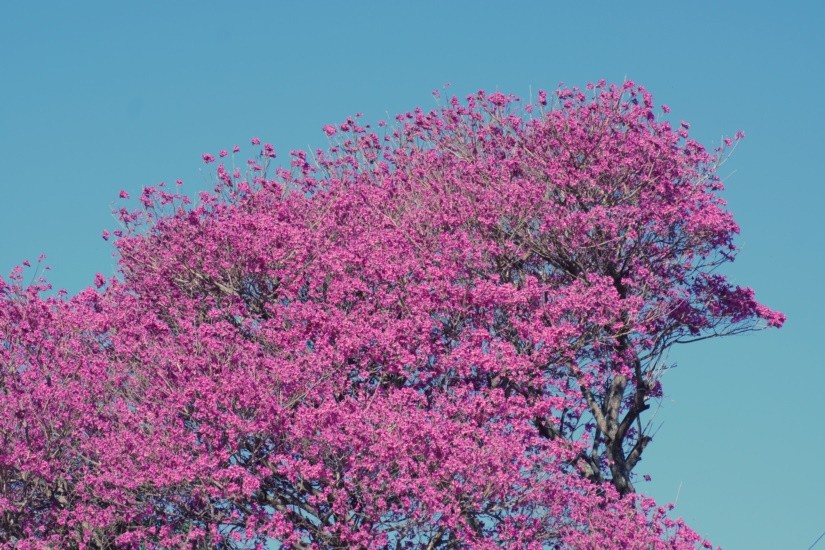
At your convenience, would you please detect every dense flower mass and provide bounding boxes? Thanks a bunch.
[0,81,782,548]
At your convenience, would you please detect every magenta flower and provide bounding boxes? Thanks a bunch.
[250,137,261,145]
[489,92,507,106]
[119,190,129,199]
[202,153,215,164]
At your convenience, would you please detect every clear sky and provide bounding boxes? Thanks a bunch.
[1,2,822,548]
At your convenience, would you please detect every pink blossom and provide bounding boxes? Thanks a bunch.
[489,91,508,106]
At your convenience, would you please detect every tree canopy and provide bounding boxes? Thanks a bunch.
[0,81,783,548]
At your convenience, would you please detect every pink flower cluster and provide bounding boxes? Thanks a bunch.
[0,81,780,548]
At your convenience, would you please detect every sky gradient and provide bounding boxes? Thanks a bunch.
[1,2,823,548]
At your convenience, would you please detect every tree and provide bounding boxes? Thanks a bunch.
[0,81,783,548]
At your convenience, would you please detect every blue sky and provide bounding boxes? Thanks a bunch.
[1,2,822,548]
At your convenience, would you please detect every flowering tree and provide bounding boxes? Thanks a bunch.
[0,81,783,548]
